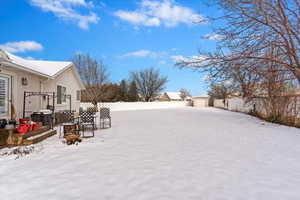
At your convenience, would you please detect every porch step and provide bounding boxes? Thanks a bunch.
[22,129,57,145]
[23,126,51,139]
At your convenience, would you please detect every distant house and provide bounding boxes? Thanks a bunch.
[159,92,183,101]
[0,49,84,120]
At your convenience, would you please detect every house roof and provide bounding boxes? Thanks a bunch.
[193,94,209,99]
[0,49,85,89]
[193,96,209,99]
[165,92,182,100]
[0,49,73,78]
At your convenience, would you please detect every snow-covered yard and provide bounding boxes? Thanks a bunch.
[1,107,300,199]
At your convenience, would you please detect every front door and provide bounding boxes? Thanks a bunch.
[0,74,11,119]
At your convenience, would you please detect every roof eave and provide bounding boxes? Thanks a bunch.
[1,60,53,79]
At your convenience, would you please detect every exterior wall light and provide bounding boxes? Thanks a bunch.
[21,77,28,86]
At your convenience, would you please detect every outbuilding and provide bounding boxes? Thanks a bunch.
[192,96,210,107]
[159,92,183,101]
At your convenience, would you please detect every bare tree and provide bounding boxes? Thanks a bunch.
[131,67,168,102]
[176,0,300,106]
[179,0,300,82]
[177,0,300,126]
[179,88,191,100]
[72,53,109,107]
[208,81,238,99]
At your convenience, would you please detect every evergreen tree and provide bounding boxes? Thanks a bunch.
[118,79,128,102]
[128,80,139,102]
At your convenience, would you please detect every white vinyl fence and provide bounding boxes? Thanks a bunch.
[214,97,256,113]
[81,101,190,111]
[214,96,300,118]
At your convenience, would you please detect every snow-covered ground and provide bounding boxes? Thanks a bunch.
[1,107,300,200]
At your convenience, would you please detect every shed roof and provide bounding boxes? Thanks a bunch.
[165,92,182,100]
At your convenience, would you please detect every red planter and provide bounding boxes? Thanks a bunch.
[17,124,29,134]
[19,118,30,124]
[32,123,40,131]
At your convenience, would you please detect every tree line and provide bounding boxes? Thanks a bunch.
[72,53,168,106]
[81,79,140,103]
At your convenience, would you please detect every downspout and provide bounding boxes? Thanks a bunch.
[41,78,52,108]
[10,76,13,120]
[39,80,42,109]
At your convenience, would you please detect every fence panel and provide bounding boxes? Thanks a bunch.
[81,101,190,111]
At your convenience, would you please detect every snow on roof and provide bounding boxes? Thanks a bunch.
[2,50,72,78]
[166,92,182,100]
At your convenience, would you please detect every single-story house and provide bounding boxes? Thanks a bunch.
[0,49,84,120]
[159,92,183,101]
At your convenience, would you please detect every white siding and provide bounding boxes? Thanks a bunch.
[0,65,82,119]
[0,67,43,118]
[43,67,82,112]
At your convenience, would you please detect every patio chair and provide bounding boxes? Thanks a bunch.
[62,111,75,123]
[80,111,95,137]
[100,107,111,129]
[87,106,98,113]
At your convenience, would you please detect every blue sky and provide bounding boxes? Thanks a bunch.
[0,0,222,96]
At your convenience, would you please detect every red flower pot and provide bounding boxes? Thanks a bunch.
[17,124,29,134]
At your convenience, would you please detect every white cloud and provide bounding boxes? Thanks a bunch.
[119,50,167,59]
[114,0,206,28]
[30,0,99,29]
[204,33,223,41]
[192,55,207,61]
[60,0,86,6]
[0,41,43,53]
[170,55,186,62]
[62,0,94,8]
[120,50,153,58]
[171,55,207,65]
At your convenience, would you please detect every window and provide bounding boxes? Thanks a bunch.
[0,76,9,115]
[76,90,81,101]
[62,87,66,103]
[57,85,66,104]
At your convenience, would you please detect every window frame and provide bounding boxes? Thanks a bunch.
[57,85,67,105]
[0,74,11,118]
[76,90,81,101]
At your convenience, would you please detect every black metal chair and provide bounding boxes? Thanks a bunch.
[87,106,98,113]
[100,107,111,129]
[80,111,95,137]
[62,111,75,123]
